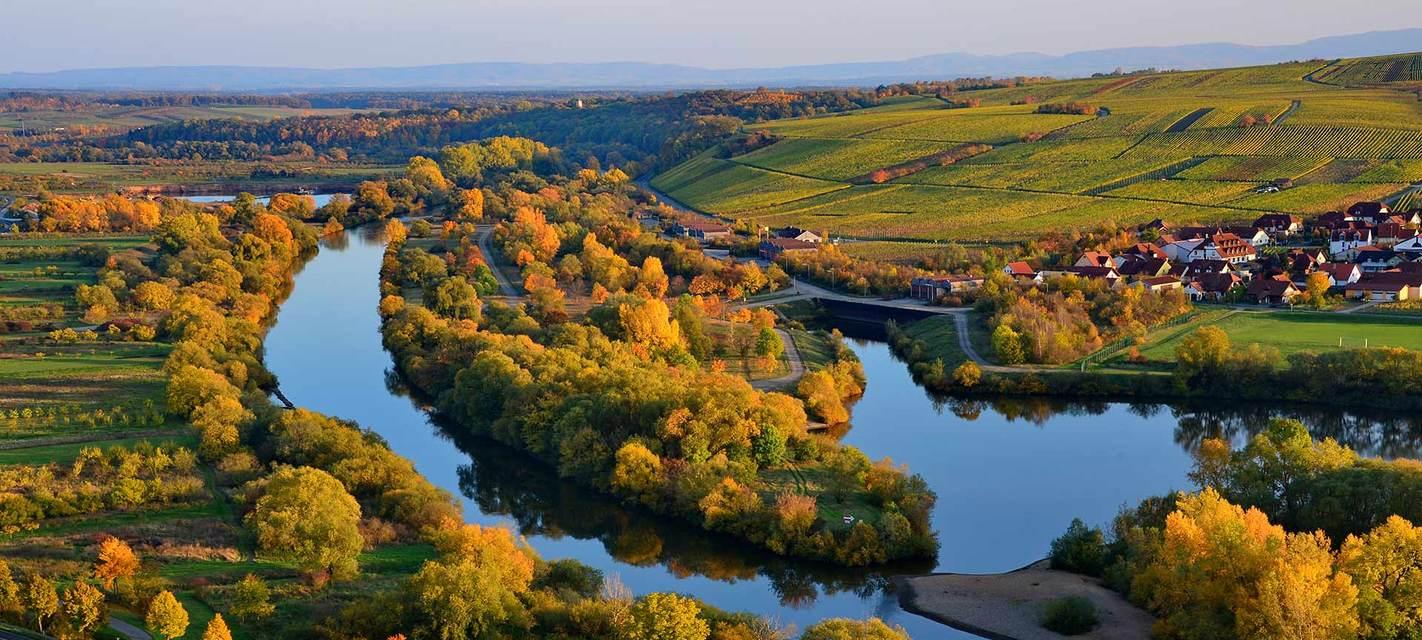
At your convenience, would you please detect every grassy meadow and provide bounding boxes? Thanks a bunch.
[1139,311,1422,361]
[654,53,1422,241]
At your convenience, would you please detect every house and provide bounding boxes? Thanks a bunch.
[1347,201,1391,224]
[1246,276,1302,304]
[1254,213,1303,237]
[1136,275,1184,293]
[1287,248,1327,275]
[1074,251,1115,268]
[1223,226,1273,247]
[1315,263,1362,288]
[1376,222,1409,247]
[1188,233,1256,265]
[1180,259,1233,281]
[1120,243,1169,262]
[1354,247,1403,273]
[1188,272,1242,301]
[1345,271,1422,301]
[1315,211,1350,231]
[1003,261,1039,282]
[1117,256,1172,278]
[910,275,985,300]
[1394,235,1422,258]
[774,227,823,243]
[758,237,818,260]
[1063,265,1122,285]
[670,221,733,241]
[1330,227,1374,260]
[1163,238,1204,262]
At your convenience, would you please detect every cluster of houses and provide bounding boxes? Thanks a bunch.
[910,202,1422,305]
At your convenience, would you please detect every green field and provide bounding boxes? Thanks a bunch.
[1140,311,1422,360]
[655,53,1422,240]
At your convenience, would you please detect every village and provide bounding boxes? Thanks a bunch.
[659,198,1422,310]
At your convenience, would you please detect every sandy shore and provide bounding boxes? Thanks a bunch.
[896,560,1154,640]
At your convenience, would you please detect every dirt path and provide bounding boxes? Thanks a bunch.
[751,327,805,391]
[898,560,1154,640]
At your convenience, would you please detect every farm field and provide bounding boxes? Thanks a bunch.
[1139,311,1422,361]
[656,52,1422,240]
[0,104,377,132]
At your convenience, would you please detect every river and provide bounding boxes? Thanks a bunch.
[263,227,1422,638]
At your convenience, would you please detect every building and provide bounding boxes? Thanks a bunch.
[1345,271,1422,301]
[910,275,985,300]
[1347,201,1391,223]
[1163,238,1204,262]
[1395,235,1422,258]
[774,227,823,243]
[1253,213,1303,237]
[1117,255,1171,279]
[1074,251,1114,268]
[1119,243,1169,262]
[1376,222,1409,247]
[758,237,818,260]
[1246,276,1302,304]
[1187,272,1242,301]
[1188,233,1256,265]
[1063,265,1122,285]
[1003,261,1039,282]
[1315,263,1362,288]
[1330,227,1374,260]
[670,220,733,241]
[1137,275,1183,293]
[1354,247,1403,273]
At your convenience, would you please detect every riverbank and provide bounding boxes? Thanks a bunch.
[897,560,1153,640]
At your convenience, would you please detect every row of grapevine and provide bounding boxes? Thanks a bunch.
[1123,125,1422,160]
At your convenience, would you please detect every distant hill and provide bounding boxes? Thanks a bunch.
[2,29,1421,91]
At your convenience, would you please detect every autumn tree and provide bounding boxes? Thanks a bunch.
[952,361,981,388]
[624,593,709,640]
[991,324,1024,365]
[797,370,849,424]
[429,276,482,322]
[1174,325,1232,389]
[94,535,140,589]
[638,256,670,298]
[202,613,233,640]
[611,442,664,506]
[58,580,105,639]
[1341,515,1422,639]
[0,559,17,615]
[24,574,59,634]
[801,618,910,640]
[406,523,535,640]
[147,590,190,640]
[1304,271,1332,309]
[247,466,364,580]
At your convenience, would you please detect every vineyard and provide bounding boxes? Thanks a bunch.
[655,52,1422,241]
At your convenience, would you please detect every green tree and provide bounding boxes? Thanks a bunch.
[754,327,784,360]
[246,466,364,580]
[230,574,275,621]
[1341,516,1422,640]
[1174,325,1232,389]
[146,590,189,640]
[429,276,482,322]
[991,324,1025,364]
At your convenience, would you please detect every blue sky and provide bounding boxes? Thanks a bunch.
[8,0,1419,72]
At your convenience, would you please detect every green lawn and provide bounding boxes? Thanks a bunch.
[0,433,194,466]
[904,316,969,366]
[1141,311,1422,360]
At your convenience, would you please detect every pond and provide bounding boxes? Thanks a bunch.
[263,227,1422,638]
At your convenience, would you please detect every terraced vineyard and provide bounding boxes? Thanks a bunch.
[653,52,1422,241]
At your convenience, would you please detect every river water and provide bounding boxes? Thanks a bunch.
[263,227,1422,639]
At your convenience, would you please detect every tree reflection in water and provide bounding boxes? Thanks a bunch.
[446,425,922,608]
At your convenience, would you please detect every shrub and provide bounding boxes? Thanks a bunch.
[1049,518,1108,576]
[1041,596,1098,635]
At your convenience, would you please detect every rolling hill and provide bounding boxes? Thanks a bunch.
[652,53,1422,242]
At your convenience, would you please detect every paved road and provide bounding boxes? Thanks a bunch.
[475,224,520,297]
[106,617,151,640]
